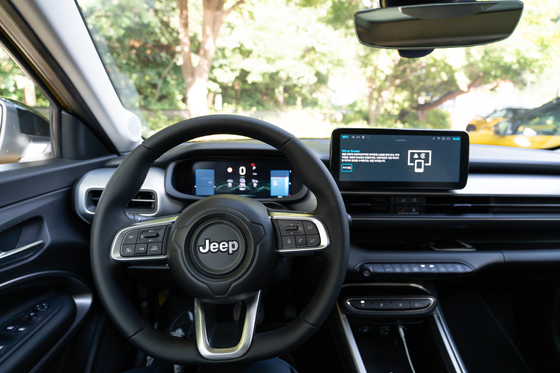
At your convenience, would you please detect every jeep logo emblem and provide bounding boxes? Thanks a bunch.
[198,239,239,255]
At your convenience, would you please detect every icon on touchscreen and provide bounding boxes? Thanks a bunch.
[407,150,432,173]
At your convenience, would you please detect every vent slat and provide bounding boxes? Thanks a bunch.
[86,189,156,213]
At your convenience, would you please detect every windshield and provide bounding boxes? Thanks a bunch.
[77,0,560,149]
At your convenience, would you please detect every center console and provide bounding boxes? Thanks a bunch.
[332,284,467,373]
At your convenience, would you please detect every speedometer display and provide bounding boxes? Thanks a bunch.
[192,160,293,198]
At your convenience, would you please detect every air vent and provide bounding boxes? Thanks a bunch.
[493,196,560,214]
[344,195,392,214]
[425,196,492,214]
[86,189,157,214]
[344,195,560,216]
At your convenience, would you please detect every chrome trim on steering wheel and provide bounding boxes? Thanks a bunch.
[195,291,261,360]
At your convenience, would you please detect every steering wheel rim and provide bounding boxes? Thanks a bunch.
[90,115,349,365]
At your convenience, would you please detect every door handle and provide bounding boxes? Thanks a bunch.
[0,240,43,260]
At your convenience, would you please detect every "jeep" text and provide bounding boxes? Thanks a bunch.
[198,239,239,255]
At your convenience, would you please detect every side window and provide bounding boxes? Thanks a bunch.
[0,45,51,164]
[516,105,560,136]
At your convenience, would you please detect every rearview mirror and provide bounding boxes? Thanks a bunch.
[355,1,523,50]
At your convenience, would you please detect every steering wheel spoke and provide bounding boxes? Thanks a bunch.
[195,291,261,360]
[269,211,330,255]
[110,216,177,262]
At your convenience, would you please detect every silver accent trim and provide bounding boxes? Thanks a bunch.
[269,212,330,254]
[195,291,261,360]
[110,216,177,262]
[74,168,185,223]
[432,307,468,373]
[336,303,367,373]
[0,240,43,260]
[346,296,435,314]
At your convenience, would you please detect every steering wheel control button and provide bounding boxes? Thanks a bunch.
[121,245,135,257]
[191,221,246,277]
[281,236,296,248]
[122,230,138,244]
[277,220,304,236]
[306,235,320,247]
[302,221,318,235]
[295,235,307,247]
[33,303,50,312]
[135,244,148,256]
[138,227,166,243]
[147,243,163,256]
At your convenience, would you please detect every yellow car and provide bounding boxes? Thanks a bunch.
[469,99,560,149]
[466,107,527,132]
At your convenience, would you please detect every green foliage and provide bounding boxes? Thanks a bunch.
[395,109,451,130]
[0,49,49,107]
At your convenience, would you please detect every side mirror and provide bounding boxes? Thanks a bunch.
[0,98,51,164]
[355,1,523,50]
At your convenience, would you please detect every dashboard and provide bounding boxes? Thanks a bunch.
[74,138,560,281]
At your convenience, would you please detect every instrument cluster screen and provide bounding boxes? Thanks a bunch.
[192,160,294,198]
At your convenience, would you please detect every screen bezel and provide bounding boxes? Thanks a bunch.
[330,128,469,190]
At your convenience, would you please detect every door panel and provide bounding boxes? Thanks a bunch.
[0,156,114,372]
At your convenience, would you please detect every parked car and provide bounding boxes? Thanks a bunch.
[466,106,527,132]
[469,98,560,149]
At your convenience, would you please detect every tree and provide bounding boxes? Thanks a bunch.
[178,0,246,117]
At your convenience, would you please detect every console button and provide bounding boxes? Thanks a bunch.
[463,265,473,273]
[15,326,27,333]
[295,235,307,247]
[373,264,385,274]
[306,235,320,247]
[147,243,163,256]
[135,244,148,256]
[410,264,421,273]
[281,236,296,248]
[410,196,421,204]
[371,300,391,310]
[350,300,371,310]
[392,264,403,273]
[396,197,410,204]
[409,206,420,214]
[401,264,412,273]
[454,264,466,273]
[410,299,430,309]
[428,264,438,273]
[121,245,135,257]
[0,345,7,353]
[419,264,430,273]
[22,313,37,322]
[277,221,304,236]
[383,264,394,273]
[391,300,411,310]
[4,325,17,332]
[436,263,448,273]
[302,221,319,235]
[122,230,138,245]
[33,303,50,312]
[445,263,457,273]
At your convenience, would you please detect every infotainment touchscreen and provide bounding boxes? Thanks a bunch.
[330,128,469,190]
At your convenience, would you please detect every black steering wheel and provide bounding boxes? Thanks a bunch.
[90,115,349,366]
